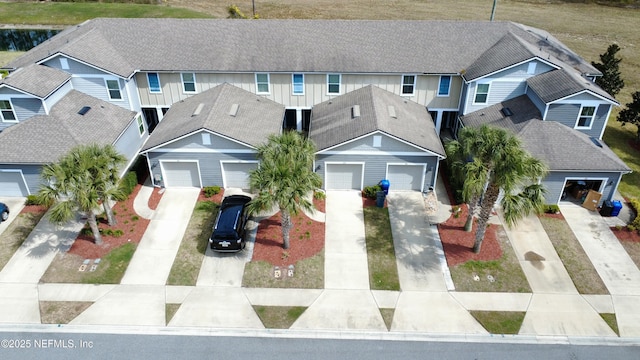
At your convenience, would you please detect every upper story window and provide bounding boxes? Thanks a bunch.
[147,73,161,93]
[401,75,416,95]
[527,62,537,75]
[59,58,69,70]
[474,83,490,104]
[292,73,304,95]
[577,105,596,128]
[327,74,341,94]
[181,73,196,93]
[256,73,270,94]
[438,75,451,97]
[0,100,17,122]
[137,115,145,136]
[105,79,122,100]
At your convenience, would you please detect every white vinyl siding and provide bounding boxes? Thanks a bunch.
[256,73,270,94]
[327,74,341,94]
[147,73,161,93]
[292,73,304,95]
[105,79,122,100]
[0,100,17,122]
[401,75,416,95]
[181,73,196,93]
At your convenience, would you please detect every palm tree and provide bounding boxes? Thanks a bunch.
[86,144,126,225]
[37,144,126,245]
[247,131,322,249]
[449,125,548,253]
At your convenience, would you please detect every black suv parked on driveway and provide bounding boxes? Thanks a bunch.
[209,195,251,252]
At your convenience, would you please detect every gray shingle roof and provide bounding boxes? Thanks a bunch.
[0,90,137,164]
[142,83,284,151]
[0,64,70,98]
[527,69,617,104]
[310,85,445,157]
[461,95,629,172]
[3,19,599,80]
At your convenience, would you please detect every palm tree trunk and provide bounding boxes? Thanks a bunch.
[103,201,117,226]
[464,194,479,232]
[87,210,103,245]
[281,209,291,249]
[473,183,500,254]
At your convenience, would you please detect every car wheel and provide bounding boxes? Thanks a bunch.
[1,211,8,222]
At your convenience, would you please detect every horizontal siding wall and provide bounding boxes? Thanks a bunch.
[147,151,257,188]
[546,103,579,128]
[526,88,546,114]
[44,57,106,75]
[43,81,73,112]
[11,98,45,121]
[136,72,462,110]
[590,104,610,139]
[155,131,254,151]
[71,77,132,110]
[316,153,438,191]
[0,164,43,195]
[543,171,621,205]
[322,133,436,153]
[114,118,147,169]
[464,80,527,114]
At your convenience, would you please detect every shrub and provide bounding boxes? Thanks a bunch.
[543,204,560,214]
[362,184,382,199]
[119,171,138,196]
[628,198,640,228]
[112,229,124,237]
[313,190,326,200]
[203,186,221,198]
[24,195,41,206]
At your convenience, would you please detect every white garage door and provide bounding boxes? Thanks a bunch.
[222,162,258,189]
[162,161,201,187]
[387,164,425,191]
[0,171,29,197]
[325,163,363,190]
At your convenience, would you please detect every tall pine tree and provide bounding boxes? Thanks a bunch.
[592,44,624,97]
[618,91,640,142]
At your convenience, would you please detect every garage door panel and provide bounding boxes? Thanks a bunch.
[163,162,200,188]
[387,164,424,191]
[0,171,29,197]
[222,162,257,189]
[326,163,363,190]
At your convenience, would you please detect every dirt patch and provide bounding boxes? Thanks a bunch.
[39,301,93,324]
[252,210,325,267]
[438,204,502,267]
[148,186,164,210]
[610,227,640,269]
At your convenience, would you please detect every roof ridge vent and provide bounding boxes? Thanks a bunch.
[192,103,205,117]
[352,105,360,119]
[388,105,397,119]
[229,103,239,117]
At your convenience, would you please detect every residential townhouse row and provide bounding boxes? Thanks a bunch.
[0,18,630,206]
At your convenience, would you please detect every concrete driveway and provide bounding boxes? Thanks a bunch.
[0,197,26,237]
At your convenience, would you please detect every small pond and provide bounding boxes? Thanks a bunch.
[0,29,60,51]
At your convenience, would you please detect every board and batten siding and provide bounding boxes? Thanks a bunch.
[0,164,43,195]
[543,171,622,205]
[135,72,462,110]
[315,153,438,191]
[147,151,257,188]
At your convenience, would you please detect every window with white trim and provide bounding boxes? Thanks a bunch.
[147,73,161,93]
[0,100,17,122]
[327,74,341,94]
[181,73,196,93]
[438,75,451,96]
[292,73,304,95]
[137,115,145,136]
[401,75,416,95]
[105,79,122,100]
[474,83,490,104]
[256,73,270,94]
[577,106,596,128]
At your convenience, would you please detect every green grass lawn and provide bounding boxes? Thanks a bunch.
[0,2,211,26]
[363,206,400,291]
[470,311,526,335]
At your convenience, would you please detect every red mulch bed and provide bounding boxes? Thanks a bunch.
[67,183,163,259]
[196,188,225,203]
[20,204,48,215]
[610,227,640,243]
[252,200,325,267]
[540,212,565,220]
[362,193,387,208]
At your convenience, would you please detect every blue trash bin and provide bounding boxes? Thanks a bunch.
[380,179,390,195]
[611,200,623,217]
